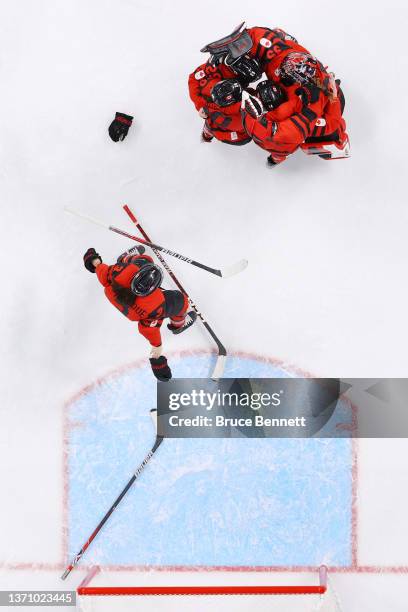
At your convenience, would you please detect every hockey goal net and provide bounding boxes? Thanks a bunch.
[77,566,342,611]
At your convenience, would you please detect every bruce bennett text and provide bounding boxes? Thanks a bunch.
[166,415,307,428]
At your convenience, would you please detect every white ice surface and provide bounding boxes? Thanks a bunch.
[1,0,408,610]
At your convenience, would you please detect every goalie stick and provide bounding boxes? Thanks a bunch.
[65,207,248,279]
[123,204,226,380]
[61,415,163,581]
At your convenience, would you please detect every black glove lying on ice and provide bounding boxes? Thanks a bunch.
[149,356,172,382]
[108,112,133,142]
[83,248,102,273]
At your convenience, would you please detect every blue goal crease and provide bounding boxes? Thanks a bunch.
[67,354,353,567]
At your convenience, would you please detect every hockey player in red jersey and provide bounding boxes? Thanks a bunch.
[190,76,251,145]
[241,71,349,165]
[83,246,197,382]
[188,61,259,144]
[188,59,236,119]
[189,24,263,143]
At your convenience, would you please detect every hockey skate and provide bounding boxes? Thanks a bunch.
[267,155,278,167]
[167,311,197,334]
[266,154,286,167]
[301,133,350,160]
[201,124,214,143]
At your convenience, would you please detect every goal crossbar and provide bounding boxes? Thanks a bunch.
[77,566,327,597]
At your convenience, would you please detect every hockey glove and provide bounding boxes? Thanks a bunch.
[242,92,266,120]
[198,107,209,119]
[108,112,134,142]
[149,356,172,382]
[83,248,102,273]
[117,244,146,263]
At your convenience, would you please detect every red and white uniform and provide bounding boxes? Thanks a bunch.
[188,62,251,144]
[242,83,347,163]
[203,100,251,145]
[188,61,235,112]
[247,27,308,77]
[245,27,336,97]
[95,255,188,348]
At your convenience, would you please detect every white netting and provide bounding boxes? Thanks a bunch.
[79,595,341,612]
[76,567,342,612]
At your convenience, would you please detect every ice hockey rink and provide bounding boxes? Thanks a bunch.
[1,0,408,610]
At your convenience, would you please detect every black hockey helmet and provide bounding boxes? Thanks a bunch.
[130,263,163,296]
[211,79,242,107]
[225,54,262,84]
[256,80,287,110]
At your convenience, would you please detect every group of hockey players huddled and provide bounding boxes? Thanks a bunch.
[82,23,350,384]
[188,23,350,165]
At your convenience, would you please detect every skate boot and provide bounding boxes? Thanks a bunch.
[301,133,351,160]
[267,155,278,167]
[266,154,286,167]
[201,124,214,143]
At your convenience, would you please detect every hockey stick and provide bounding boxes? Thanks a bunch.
[61,427,163,580]
[123,204,227,380]
[65,207,247,279]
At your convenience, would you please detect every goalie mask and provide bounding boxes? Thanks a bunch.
[130,263,163,296]
[279,52,318,87]
[211,79,242,107]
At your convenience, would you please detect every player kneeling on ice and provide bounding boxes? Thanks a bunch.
[83,247,197,382]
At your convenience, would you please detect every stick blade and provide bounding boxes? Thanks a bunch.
[220,259,248,278]
[211,355,226,380]
[150,409,157,430]
[64,207,109,230]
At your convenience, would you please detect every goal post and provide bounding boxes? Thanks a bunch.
[76,565,341,611]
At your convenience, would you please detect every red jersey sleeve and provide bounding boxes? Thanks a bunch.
[188,64,209,111]
[265,94,302,122]
[95,263,111,287]
[242,91,321,156]
[119,254,154,266]
[138,321,162,347]
[317,97,346,139]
